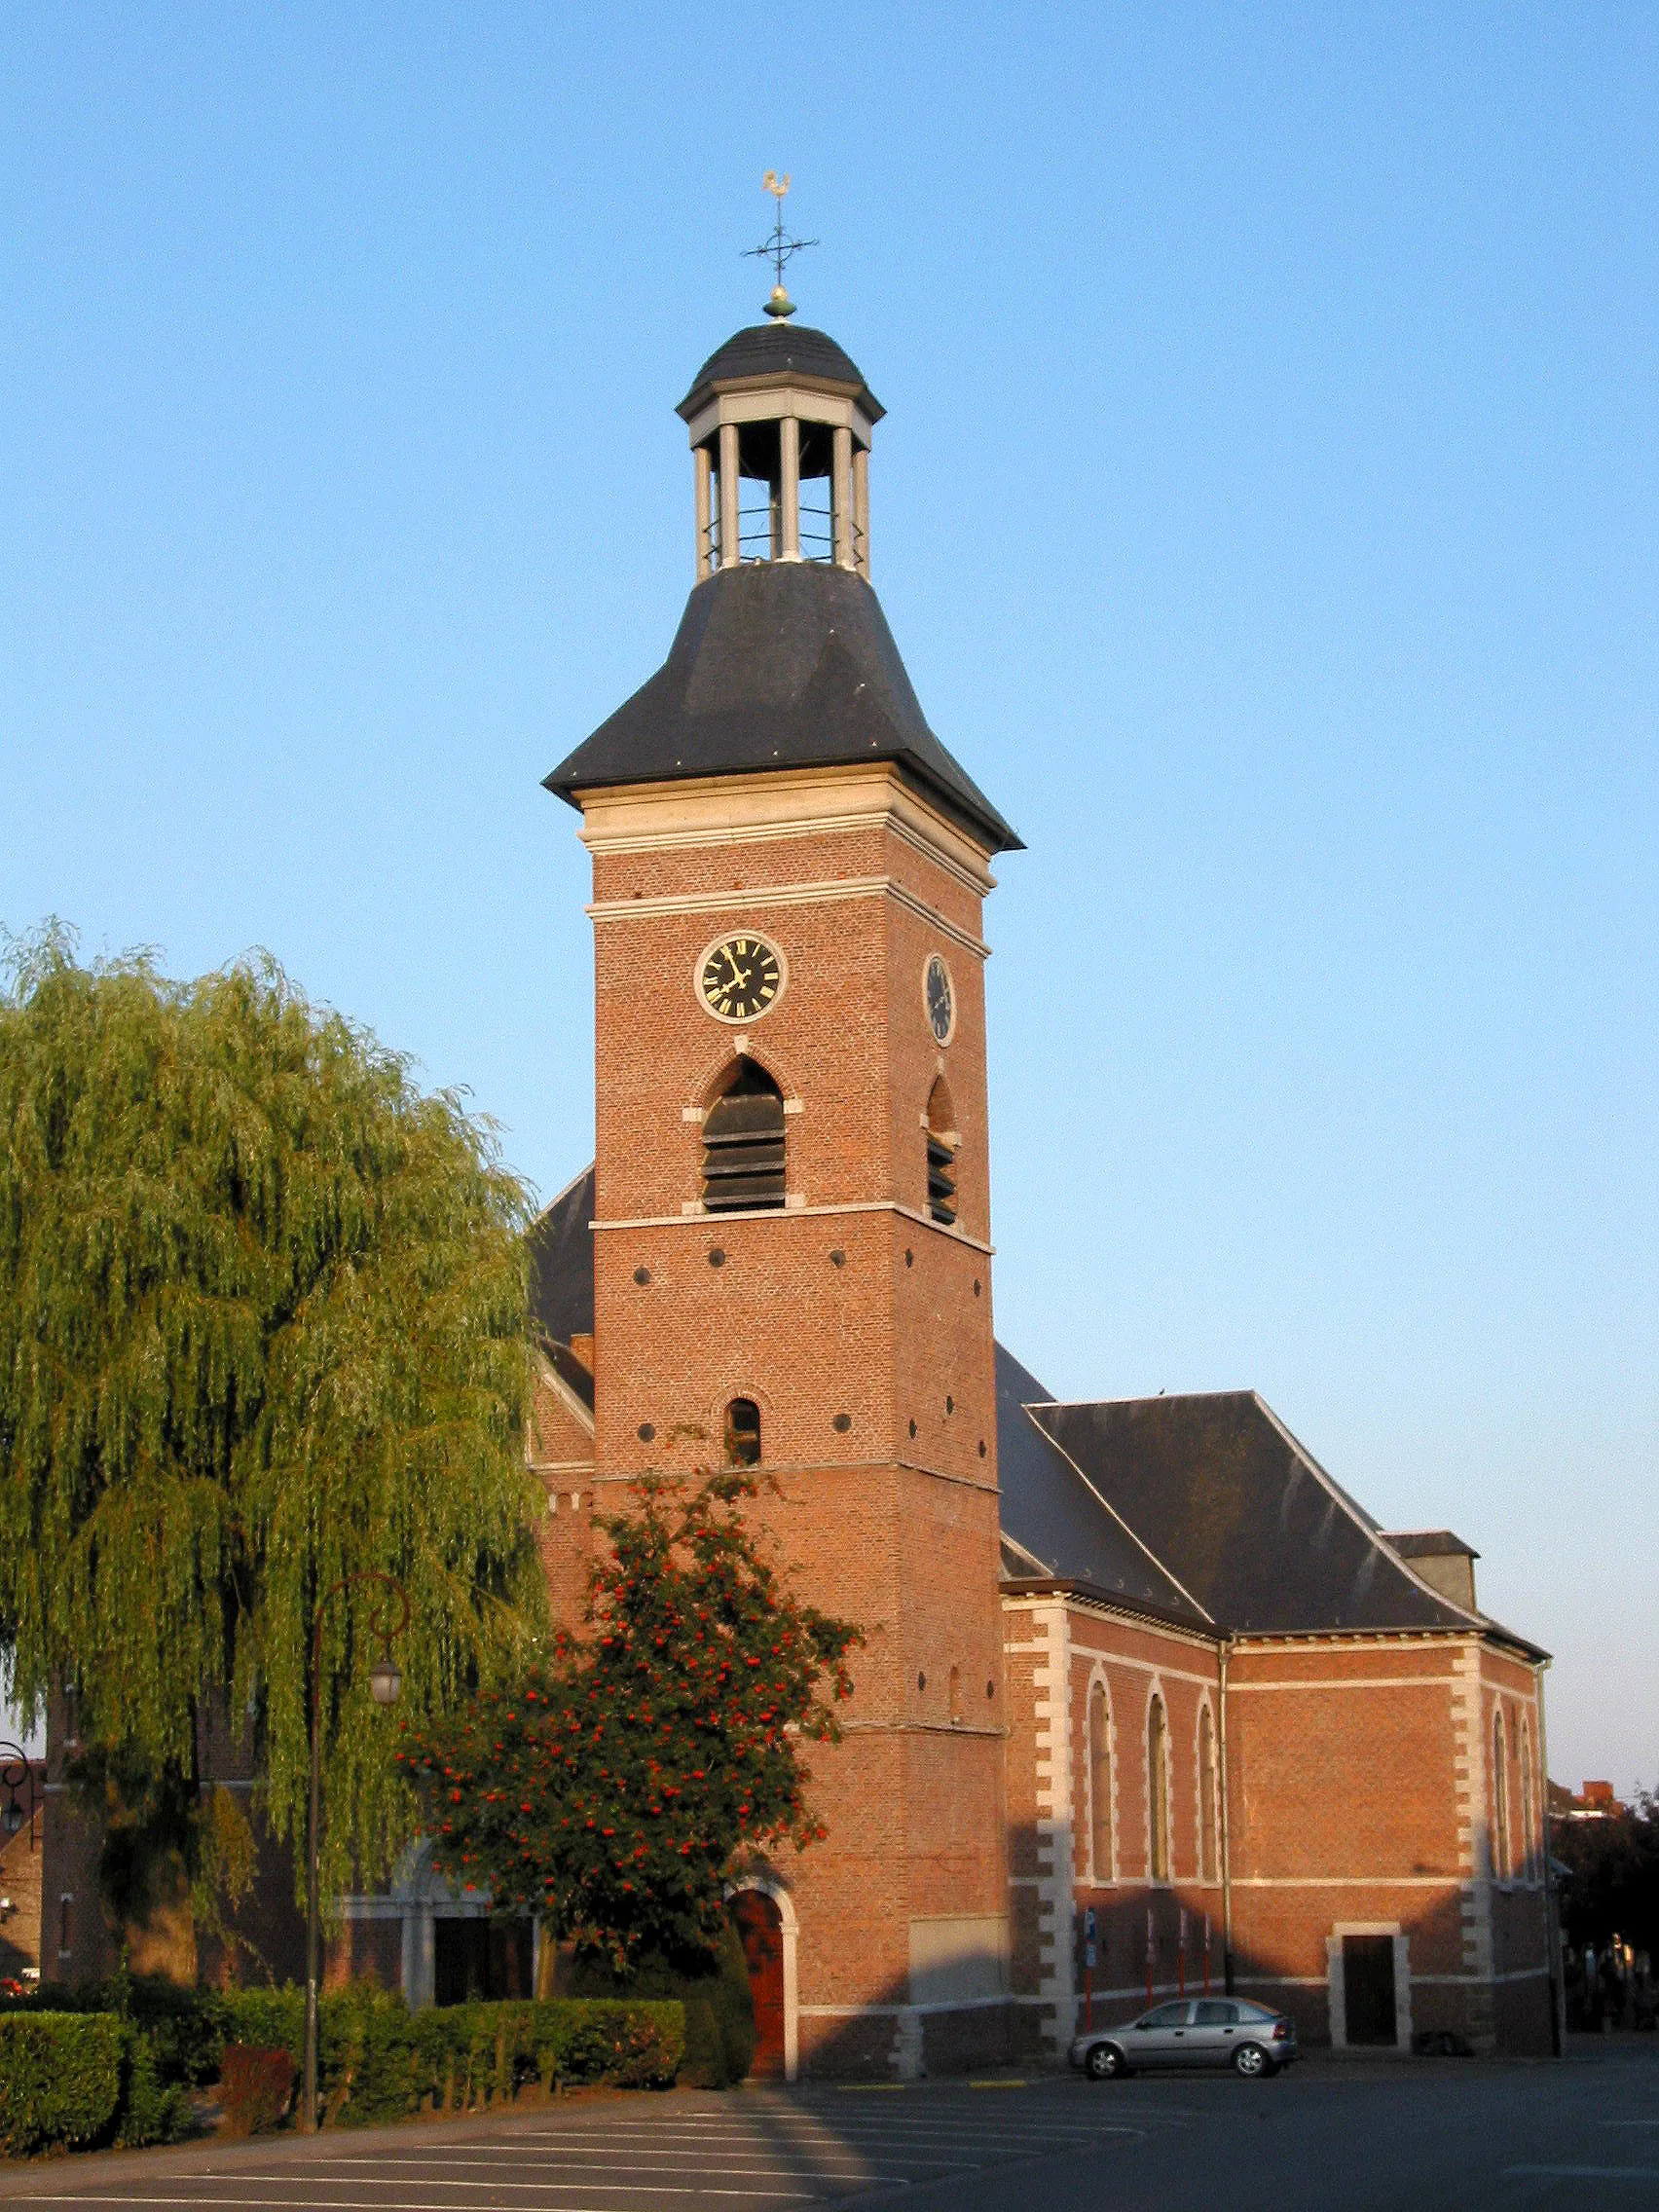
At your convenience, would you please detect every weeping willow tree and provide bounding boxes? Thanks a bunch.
[0,925,545,1936]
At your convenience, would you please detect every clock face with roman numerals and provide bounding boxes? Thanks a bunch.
[697,933,786,1023]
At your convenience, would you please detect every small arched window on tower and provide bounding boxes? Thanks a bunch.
[926,1078,958,1228]
[1493,1711,1511,1880]
[1148,1694,1170,1882]
[1198,1703,1219,1886]
[724,1397,762,1468]
[702,1058,786,1213]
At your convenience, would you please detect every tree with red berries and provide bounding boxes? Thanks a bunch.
[398,1472,860,1971]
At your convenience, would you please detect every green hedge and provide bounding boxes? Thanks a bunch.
[0,1972,229,2088]
[0,2014,124,2155]
[219,1988,685,2122]
[2,1981,690,2149]
[562,1923,755,2089]
[0,2011,194,2157]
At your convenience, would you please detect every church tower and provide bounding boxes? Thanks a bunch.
[544,311,1021,2078]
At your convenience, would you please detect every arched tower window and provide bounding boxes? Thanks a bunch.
[1198,1702,1219,1886]
[1492,1710,1511,1880]
[1088,1681,1114,1883]
[1148,1694,1170,1882]
[724,1397,762,1468]
[702,1058,786,1213]
[926,1078,958,1228]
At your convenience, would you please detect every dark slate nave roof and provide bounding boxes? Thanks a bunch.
[528,1165,595,1348]
[1022,1390,1490,1640]
[995,1346,1210,1631]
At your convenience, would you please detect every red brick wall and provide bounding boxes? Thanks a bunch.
[1000,1611,1555,2056]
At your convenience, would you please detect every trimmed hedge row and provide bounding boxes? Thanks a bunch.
[220,1988,685,2122]
[0,2014,191,2156]
[0,1986,686,2151]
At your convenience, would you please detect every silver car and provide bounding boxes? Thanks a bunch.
[1069,1996,1299,2079]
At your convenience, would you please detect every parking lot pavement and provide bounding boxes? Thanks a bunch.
[2,2041,1658,2212]
[0,2086,1141,2212]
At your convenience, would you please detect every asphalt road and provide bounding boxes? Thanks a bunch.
[2,2039,1655,2212]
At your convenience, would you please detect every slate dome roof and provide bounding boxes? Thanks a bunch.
[678,323,882,421]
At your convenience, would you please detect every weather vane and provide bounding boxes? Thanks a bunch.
[744,171,817,321]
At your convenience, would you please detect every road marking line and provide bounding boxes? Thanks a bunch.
[10,2192,819,2209]
[1503,2167,1659,2181]
[268,2159,940,2181]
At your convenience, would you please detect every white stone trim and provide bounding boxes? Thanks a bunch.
[592,1198,993,1256]
[573,763,997,896]
[1226,1674,1459,1692]
[1027,1601,1075,2056]
[1450,1641,1494,2013]
[588,876,990,961]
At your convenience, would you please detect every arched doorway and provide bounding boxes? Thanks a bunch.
[731,1888,787,2079]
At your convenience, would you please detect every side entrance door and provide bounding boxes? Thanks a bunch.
[1343,1935,1398,2046]
[732,1889,787,2079]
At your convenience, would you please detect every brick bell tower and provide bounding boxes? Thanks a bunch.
[542,305,1021,2079]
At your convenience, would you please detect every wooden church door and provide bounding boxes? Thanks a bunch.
[733,1889,786,2078]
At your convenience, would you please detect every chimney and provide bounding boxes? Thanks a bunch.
[1382,1530,1479,1613]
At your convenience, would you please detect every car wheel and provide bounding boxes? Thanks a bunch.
[1085,2042,1125,2080]
[1233,2042,1272,2077]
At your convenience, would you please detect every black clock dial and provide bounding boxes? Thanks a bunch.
[699,935,784,1022]
[925,953,955,1045]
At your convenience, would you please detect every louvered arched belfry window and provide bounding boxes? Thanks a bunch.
[702,1058,786,1212]
[926,1077,958,1227]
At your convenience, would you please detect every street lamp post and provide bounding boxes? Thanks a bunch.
[0,1743,37,1851]
[303,1570,409,2133]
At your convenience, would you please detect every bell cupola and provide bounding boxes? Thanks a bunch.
[677,325,882,578]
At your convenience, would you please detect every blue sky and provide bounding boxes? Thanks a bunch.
[2,4,1653,1790]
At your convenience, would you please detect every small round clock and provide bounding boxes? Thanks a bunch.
[924,952,955,1046]
[697,932,786,1023]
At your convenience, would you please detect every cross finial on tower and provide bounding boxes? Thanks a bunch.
[743,171,818,320]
